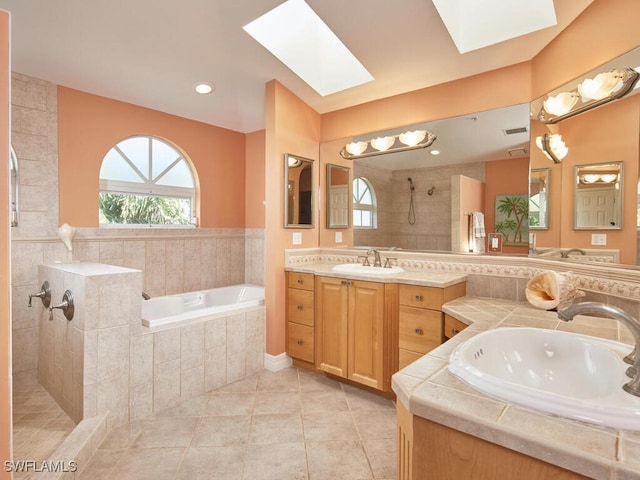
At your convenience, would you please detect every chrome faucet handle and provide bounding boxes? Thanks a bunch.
[384,257,398,268]
[28,281,51,308]
[367,249,382,267]
[48,290,74,321]
[359,255,370,266]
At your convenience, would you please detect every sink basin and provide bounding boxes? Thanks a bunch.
[448,327,640,430]
[332,263,404,275]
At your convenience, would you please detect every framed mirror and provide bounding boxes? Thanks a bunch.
[284,154,314,228]
[529,168,549,230]
[326,164,350,228]
[574,161,623,229]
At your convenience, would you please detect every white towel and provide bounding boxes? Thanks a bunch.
[472,212,486,238]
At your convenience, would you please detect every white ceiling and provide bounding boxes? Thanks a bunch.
[0,0,593,134]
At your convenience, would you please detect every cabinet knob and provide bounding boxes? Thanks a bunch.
[415,328,424,335]
[297,339,303,345]
[297,278,303,284]
[297,305,303,311]
[451,328,459,336]
[415,295,423,301]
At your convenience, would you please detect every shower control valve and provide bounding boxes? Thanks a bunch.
[48,290,74,322]
[28,281,51,308]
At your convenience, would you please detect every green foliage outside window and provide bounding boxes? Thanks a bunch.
[99,193,190,225]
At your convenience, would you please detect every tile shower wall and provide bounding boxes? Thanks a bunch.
[10,73,265,386]
[353,161,485,250]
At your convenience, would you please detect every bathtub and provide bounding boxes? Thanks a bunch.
[142,284,265,328]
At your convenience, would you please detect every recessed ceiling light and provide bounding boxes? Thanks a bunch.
[430,150,441,156]
[432,0,557,53]
[194,82,215,95]
[243,0,373,96]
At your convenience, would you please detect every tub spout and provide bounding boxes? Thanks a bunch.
[142,292,151,300]
[557,302,640,396]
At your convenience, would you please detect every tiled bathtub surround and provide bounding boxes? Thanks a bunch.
[37,262,265,432]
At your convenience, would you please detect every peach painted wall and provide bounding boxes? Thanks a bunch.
[245,129,266,228]
[57,87,246,228]
[485,157,530,255]
[0,9,11,477]
[531,0,640,99]
[321,62,531,143]
[558,96,640,265]
[265,80,321,355]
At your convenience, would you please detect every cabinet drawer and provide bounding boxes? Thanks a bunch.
[399,306,442,354]
[287,289,314,326]
[287,322,314,363]
[399,284,443,310]
[444,314,468,339]
[399,348,423,370]
[288,272,315,291]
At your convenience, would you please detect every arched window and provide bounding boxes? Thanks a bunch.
[99,136,197,226]
[353,177,377,229]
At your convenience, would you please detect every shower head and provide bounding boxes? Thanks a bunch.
[427,186,435,196]
[407,177,415,191]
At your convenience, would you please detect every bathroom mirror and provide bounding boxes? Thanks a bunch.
[574,161,623,229]
[326,164,350,228]
[529,168,549,230]
[9,146,17,227]
[284,154,314,228]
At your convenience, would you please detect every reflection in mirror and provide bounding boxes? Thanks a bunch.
[284,154,314,228]
[529,168,549,230]
[326,164,350,228]
[9,146,17,227]
[347,104,529,252]
[574,161,623,229]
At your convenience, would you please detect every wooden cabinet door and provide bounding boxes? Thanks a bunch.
[315,276,349,378]
[348,280,385,389]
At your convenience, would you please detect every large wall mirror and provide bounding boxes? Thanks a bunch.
[530,46,640,266]
[574,161,623,229]
[326,164,350,228]
[336,104,530,252]
[284,153,314,228]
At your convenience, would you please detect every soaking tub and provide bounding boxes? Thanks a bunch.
[141,284,265,328]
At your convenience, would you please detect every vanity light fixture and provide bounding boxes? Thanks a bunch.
[578,173,619,185]
[194,82,215,95]
[536,133,567,164]
[340,130,436,159]
[537,67,639,124]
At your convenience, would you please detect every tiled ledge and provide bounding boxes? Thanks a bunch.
[392,296,639,480]
[285,248,640,301]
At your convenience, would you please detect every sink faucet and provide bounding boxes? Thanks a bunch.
[561,248,587,258]
[367,249,382,267]
[557,302,640,397]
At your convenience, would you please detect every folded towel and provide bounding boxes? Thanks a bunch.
[472,211,485,238]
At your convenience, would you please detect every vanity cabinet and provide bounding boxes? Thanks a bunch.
[444,313,468,339]
[315,275,398,392]
[285,272,315,364]
[398,284,466,370]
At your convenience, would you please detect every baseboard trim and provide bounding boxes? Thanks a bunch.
[264,352,292,372]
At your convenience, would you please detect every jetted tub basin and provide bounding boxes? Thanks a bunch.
[332,263,404,275]
[448,327,640,430]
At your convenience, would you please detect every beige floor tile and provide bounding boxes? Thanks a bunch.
[242,442,308,480]
[76,448,125,480]
[306,439,373,480]
[363,438,397,479]
[343,384,396,411]
[133,417,199,448]
[105,446,184,480]
[191,415,251,446]
[253,391,302,415]
[302,411,360,442]
[299,371,343,392]
[214,374,259,393]
[249,413,303,444]
[175,445,246,480]
[257,371,300,392]
[353,409,397,439]
[301,388,350,413]
[206,391,256,416]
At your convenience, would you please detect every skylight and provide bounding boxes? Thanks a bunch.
[432,0,558,54]
[243,0,373,96]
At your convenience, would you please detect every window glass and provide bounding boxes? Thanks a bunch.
[352,177,377,229]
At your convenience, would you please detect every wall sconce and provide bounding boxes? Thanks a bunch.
[578,173,619,184]
[340,129,437,159]
[536,133,567,163]
[536,67,639,124]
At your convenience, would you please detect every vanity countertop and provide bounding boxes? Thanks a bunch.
[392,296,640,480]
[285,262,467,288]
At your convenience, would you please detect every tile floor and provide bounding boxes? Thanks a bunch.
[78,367,397,480]
[12,383,77,479]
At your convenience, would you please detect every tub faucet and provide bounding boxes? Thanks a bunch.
[367,249,382,267]
[557,302,640,396]
[142,292,151,300]
[561,248,587,258]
